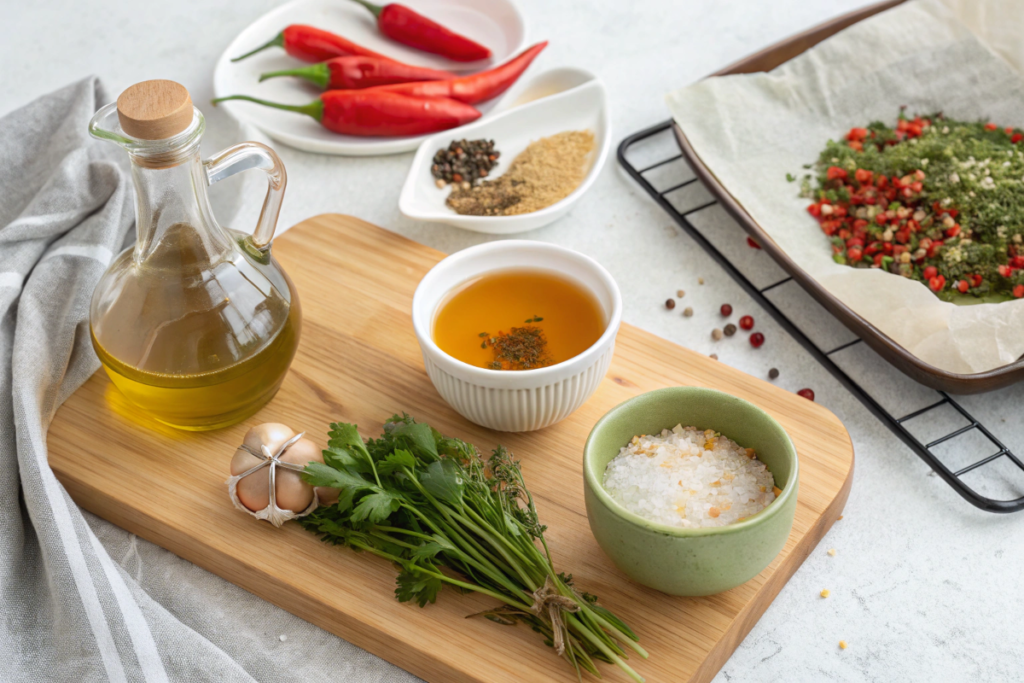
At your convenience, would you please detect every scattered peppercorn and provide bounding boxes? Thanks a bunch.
[749,332,765,348]
[677,289,685,298]
[682,307,694,317]
[698,277,705,285]
[431,139,499,186]
[665,298,676,310]
[768,367,779,379]
[711,328,723,341]
[723,323,737,337]
[720,303,733,317]
[746,236,761,249]
[797,388,815,401]
[739,315,754,330]
[709,353,718,360]
[820,589,830,598]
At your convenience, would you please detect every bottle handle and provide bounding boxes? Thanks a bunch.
[203,142,287,250]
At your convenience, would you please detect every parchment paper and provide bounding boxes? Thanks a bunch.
[666,0,1024,374]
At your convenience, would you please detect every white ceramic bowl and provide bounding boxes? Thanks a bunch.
[213,0,528,156]
[412,241,621,432]
[399,71,610,233]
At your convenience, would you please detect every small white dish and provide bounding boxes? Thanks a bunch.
[412,240,622,432]
[399,71,610,233]
[213,0,527,156]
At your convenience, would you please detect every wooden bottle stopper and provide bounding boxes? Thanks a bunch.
[117,80,193,140]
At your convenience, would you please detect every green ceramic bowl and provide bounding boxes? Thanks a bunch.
[583,386,799,596]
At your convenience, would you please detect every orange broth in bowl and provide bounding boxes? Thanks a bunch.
[432,269,605,371]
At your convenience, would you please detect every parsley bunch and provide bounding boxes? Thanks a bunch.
[301,415,646,681]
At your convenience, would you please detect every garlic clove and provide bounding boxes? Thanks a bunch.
[243,423,296,458]
[316,486,340,506]
[275,438,322,512]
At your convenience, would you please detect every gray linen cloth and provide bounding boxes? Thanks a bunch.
[0,77,418,682]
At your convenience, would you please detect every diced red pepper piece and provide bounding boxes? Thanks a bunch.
[848,140,863,151]
[848,247,863,262]
[807,203,821,217]
[985,122,998,131]
[999,264,1011,278]
[957,280,969,293]
[832,205,847,218]
[873,253,885,266]
[910,181,923,193]
[929,275,946,291]
[971,273,983,287]
[945,224,961,238]
[846,127,868,142]
[927,240,943,258]
[1013,133,1023,144]
[1015,284,1024,299]
[827,166,849,181]
[923,265,938,280]
[854,168,873,184]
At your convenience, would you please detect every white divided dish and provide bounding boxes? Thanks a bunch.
[213,0,527,155]
[399,70,610,233]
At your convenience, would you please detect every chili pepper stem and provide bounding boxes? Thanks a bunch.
[231,32,285,62]
[258,64,331,89]
[348,0,385,18]
[210,95,324,122]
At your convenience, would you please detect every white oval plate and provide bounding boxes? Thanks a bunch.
[213,0,527,156]
[399,70,610,234]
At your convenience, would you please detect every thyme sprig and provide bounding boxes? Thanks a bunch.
[301,414,646,681]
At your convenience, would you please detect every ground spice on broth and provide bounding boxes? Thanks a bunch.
[433,269,605,370]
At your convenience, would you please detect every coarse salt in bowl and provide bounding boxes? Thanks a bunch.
[583,387,799,596]
[603,426,779,529]
[412,240,621,432]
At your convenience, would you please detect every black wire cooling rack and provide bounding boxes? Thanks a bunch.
[619,121,1024,513]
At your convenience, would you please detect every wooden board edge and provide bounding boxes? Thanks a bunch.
[692,443,854,683]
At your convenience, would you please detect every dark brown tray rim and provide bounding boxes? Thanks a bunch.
[672,0,1024,394]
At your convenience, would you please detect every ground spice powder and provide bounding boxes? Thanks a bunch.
[446,130,595,216]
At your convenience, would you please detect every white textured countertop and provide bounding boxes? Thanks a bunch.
[5,1,1024,681]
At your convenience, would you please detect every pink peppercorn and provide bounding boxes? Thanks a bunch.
[749,332,765,348]
[739,315,754,330]
[721,304,733,317]
[797,388,815,401]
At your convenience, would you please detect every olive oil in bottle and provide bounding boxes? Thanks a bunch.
[88,80,299,430]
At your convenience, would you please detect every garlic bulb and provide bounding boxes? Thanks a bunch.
[227,423,331,527]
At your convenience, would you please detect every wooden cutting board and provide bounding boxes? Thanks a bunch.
[48,215,853,683]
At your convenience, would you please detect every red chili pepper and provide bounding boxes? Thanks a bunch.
[259,56,455,90]
[232,24,397,63]
[349,0,490,62]
[211,91,480,136]
[374,42,548,105]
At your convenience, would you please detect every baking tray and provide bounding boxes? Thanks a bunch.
[672,0,1024,394]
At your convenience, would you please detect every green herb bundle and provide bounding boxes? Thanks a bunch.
[300,415,646,681]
